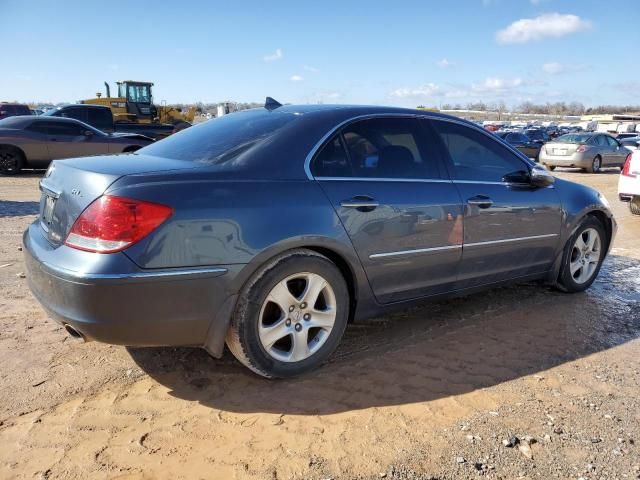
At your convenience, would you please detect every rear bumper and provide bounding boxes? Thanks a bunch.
[23,221,235,347]
[539,152,589,168]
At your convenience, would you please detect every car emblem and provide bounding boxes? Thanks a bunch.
[71,188,82,197]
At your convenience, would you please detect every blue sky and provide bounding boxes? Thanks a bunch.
[1,0,638,107]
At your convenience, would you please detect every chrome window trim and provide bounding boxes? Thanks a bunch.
[465,233,558,248]
[369,233,558,259]
[369,244,461,259]
[303,111,534,182]
[315,176,452,184]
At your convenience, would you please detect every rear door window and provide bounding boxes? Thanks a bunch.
[45,122,85,136]
[25,121,50,135]
[343,117,439,179]
[594,135,608,147]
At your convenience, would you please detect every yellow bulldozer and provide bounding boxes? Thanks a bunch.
[82,81,195,127]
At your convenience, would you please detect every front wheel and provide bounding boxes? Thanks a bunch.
[226,249,349,378]
[557,217,606,293]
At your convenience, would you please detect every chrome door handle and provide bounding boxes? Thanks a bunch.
[341,196,379,211]
[467,195,493,208]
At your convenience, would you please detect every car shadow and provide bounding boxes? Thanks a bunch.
[0,200,40,218]
[128,254,640,415]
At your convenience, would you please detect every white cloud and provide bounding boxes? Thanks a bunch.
[436,58,455,68]
[471,77,524,93]
[542,62,589,75]
[390,83,442,98]
[496,13,591,44]
[290,74,304,82]
[303,65,319,73]
[263,48,283,62]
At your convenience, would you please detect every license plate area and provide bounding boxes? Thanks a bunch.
[40,193,57,233]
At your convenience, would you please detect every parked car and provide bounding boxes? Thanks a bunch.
[0,102,31,119]
[44,104,182,140]
[614,132,639,140]
[495,131,542,160]
[619,150,640,215]
[540,133,628,173]
[30,108,44,116]
[619,136,640,152]
[525,128,552,144]
[0,116,154,174]
[23,104,615,378]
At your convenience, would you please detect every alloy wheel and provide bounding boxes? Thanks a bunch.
[0,151,18,173]
[592,156,601,173]
[258,272,337,362]
[569,228,601,284]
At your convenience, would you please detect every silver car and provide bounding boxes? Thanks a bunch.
[539,133,629,173]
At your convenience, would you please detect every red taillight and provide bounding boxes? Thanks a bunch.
[65,196,173,253]
[621,153,636,178]
[576,145,589,153]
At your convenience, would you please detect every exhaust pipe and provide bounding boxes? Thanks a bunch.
[104,81,111,98]
[64,324,88,342]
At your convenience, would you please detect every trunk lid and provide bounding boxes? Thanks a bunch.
[546,142,583,156]
[38,154,203,247]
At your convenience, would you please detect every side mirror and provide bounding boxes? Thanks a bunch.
[530,166,555,187]
[502,170,531,184]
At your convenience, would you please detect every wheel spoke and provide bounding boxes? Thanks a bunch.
[585,230,597,251]
[308,309,336,329]
[570,260,582,275]
[267,280,297,312]
[289,330,310,361]
[259,320,290,349]
[301,273,327,306]
[574,234,586,251]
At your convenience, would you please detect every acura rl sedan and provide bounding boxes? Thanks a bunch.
[24,102,616,378]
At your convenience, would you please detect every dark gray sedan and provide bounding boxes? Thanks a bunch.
[0,116,154,174]
[23,103,616,378]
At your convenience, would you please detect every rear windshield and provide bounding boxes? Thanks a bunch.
[555,133,592,143]
[139,109,298,164]
[0,116,30,128]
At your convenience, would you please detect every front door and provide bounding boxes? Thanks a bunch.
[311,117,463,304]
[43,121,110,159]
[429,119,563,290]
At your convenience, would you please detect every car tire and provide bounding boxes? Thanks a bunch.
[0,146,24,175]
[225,249,349,378]
[556,216,607,293]
[630,197,640,216]
[586,155,601,174]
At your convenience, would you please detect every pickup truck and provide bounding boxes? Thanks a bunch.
[43,104,183,140]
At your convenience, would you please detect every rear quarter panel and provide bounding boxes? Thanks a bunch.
[107,177,372,304]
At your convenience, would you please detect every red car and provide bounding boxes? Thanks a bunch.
[0,103,32,119]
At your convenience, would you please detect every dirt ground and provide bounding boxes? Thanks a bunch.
[0,169,638,480]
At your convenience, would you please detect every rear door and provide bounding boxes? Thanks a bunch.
[88,108,114,133]
[429,119,562,289]
[312,116,463,304]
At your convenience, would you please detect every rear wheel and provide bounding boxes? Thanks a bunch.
[0,146,24,175]
[630,197,640,216]
[557,217,606,292]
[225,249,349,378]
[586,155,601,173]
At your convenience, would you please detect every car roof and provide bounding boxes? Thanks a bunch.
[48,103,110,110]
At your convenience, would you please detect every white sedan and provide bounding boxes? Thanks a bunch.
[619,150,640,215]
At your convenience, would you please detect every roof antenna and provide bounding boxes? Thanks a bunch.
[265,97,282,111]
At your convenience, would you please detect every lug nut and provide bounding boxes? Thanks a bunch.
[289,306,295,312]
[303,313,311,321]
[285,319,291,326]
[300,302,307,309]
[294,323,302,332]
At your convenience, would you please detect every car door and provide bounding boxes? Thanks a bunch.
[21,120,52,166]
[312,116,463,304]
[44,121,110,159]
[429,118,562,290]
[604,135,627,166]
